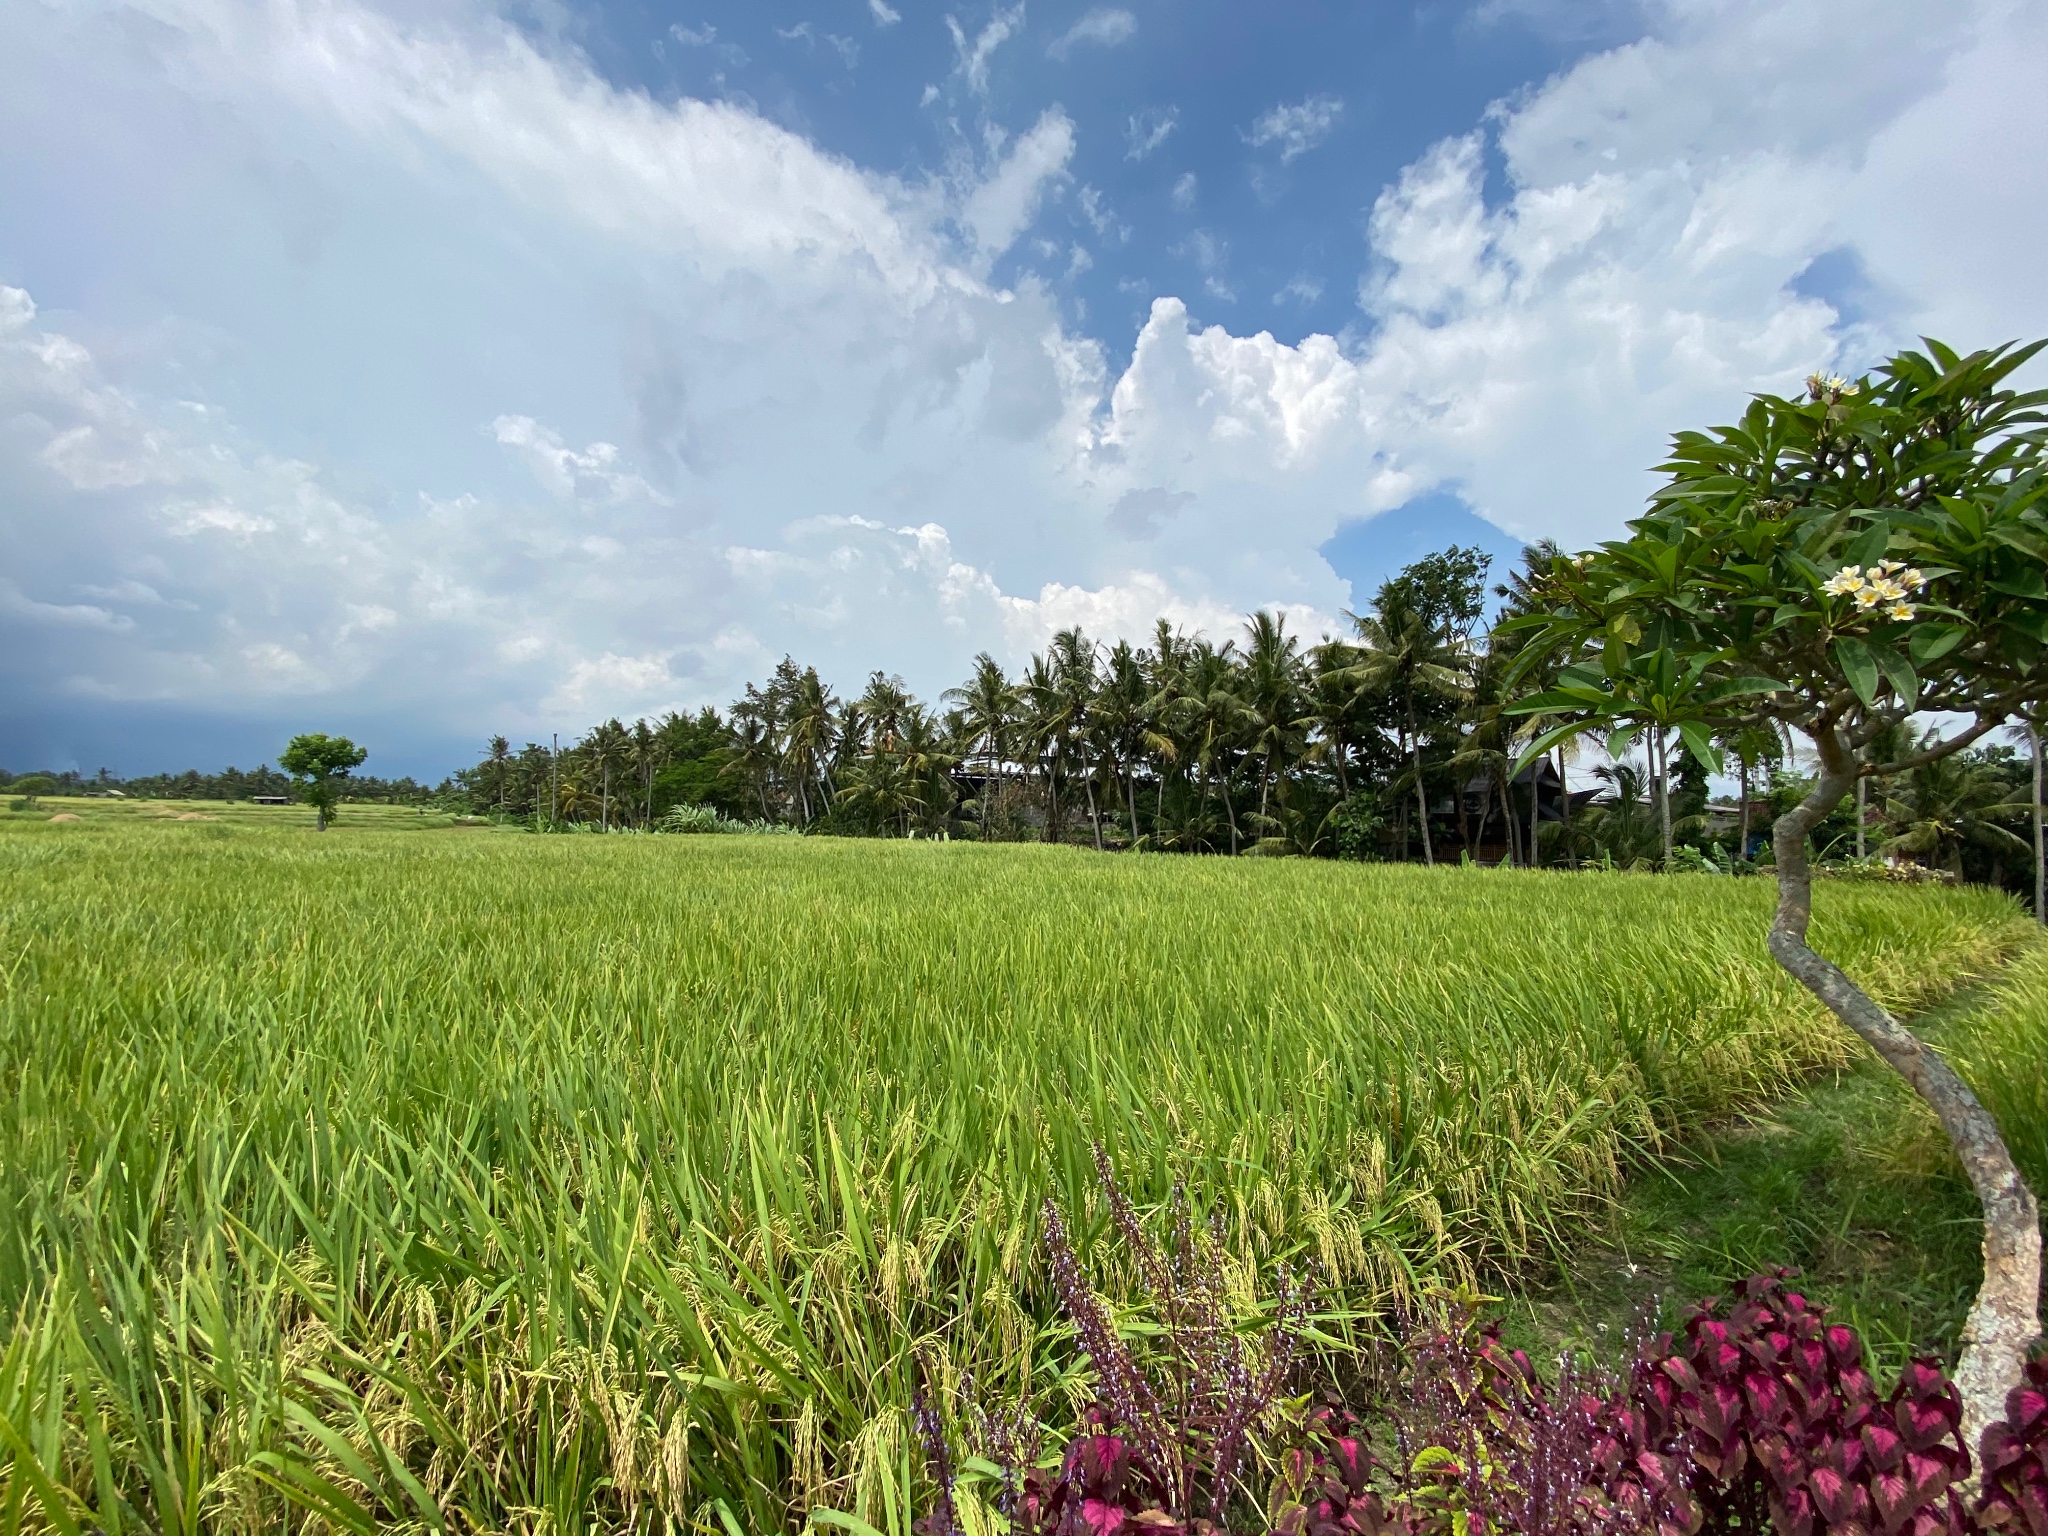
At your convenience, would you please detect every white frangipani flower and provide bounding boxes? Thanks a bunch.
[1823,566,1866,596]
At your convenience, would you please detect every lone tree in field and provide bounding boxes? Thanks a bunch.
[8,774,57,808]
[279,733,368,831]
[1506,340,2048,1458]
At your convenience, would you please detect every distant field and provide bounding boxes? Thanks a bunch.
[0,819,2032,1533]
[3,792,488,830]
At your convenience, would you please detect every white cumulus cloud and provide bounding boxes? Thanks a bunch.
[1049,8,1137,60]
[0,0,2043,769]
[959,109,1077,264]
[1247,94,1345,162]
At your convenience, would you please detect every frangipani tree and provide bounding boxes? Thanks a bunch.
[1504,340,2048,1456]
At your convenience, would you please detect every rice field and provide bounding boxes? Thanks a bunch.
[0,817,2033,1534]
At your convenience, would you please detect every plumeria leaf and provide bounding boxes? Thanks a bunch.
[1908,624,1967,663]
[1845,519,1892,570]
[1989,570,2048,599]
[1832,636,1881,707]
[1867,642,1919,709]
[2004,608,2048,642]
[1504,687,1614,716]
[1701,674,1789,703]
[1989,522,2048,560]
[1677,722,1725,775]
[1510,719,1600,778]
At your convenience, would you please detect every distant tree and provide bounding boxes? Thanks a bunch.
[1344,549,1488,866]
[8,774,57,808]
[486,735,512,812]
[943,653,1020,840]
[1881,736,2031,876]
[279,734,368,831]
[583,720,629,831]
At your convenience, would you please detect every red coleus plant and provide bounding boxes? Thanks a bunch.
[915,1164,2048,1536]
[1978,1355,2048,1536]
[1636,1272,1972,1536]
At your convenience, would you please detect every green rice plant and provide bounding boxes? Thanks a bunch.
[1948,940,2048,1197]
[0,822,2029,1533]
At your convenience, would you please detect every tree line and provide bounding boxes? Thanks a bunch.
[0,764,446,805]
[452,543,2042,892]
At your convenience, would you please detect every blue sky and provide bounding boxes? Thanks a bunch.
[571,0,1633,353]
[2,0,2044,777]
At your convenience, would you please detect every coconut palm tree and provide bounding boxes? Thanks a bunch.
[1089,639,1172,845]
[1881,741,2031,876]
[1301,637,1369,800]
[1240,611,1309,830]
[1579,762,1663,870]
[1169,640,1253,853]
[583,719,630,831]
[629,719,665,828]
[942,653,1019,838]
[782,668,838,825]
[895,704,960,834]
[1343,582,1471,866]
[721,708,778,820]
[485,735,512,813]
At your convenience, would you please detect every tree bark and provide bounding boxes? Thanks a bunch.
[1086,773,1104,851]
[1529,761,1542,870]
[1558,745,1577,869]
[1409,706,1434,867]
[1472,771,1494,867]
[1739,754,1752,864]
[2032,722,2043,925]
[1856,776,1867,860]
[1503,769,1521,868]
[1770,733,2041,1462]
[1654,729,1673,866]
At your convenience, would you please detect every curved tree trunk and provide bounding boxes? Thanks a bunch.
[1770,738,2041,1461]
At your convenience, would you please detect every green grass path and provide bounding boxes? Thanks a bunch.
[1515,930,2048,1378]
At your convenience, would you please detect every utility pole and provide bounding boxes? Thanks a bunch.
[551,732,559,826]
